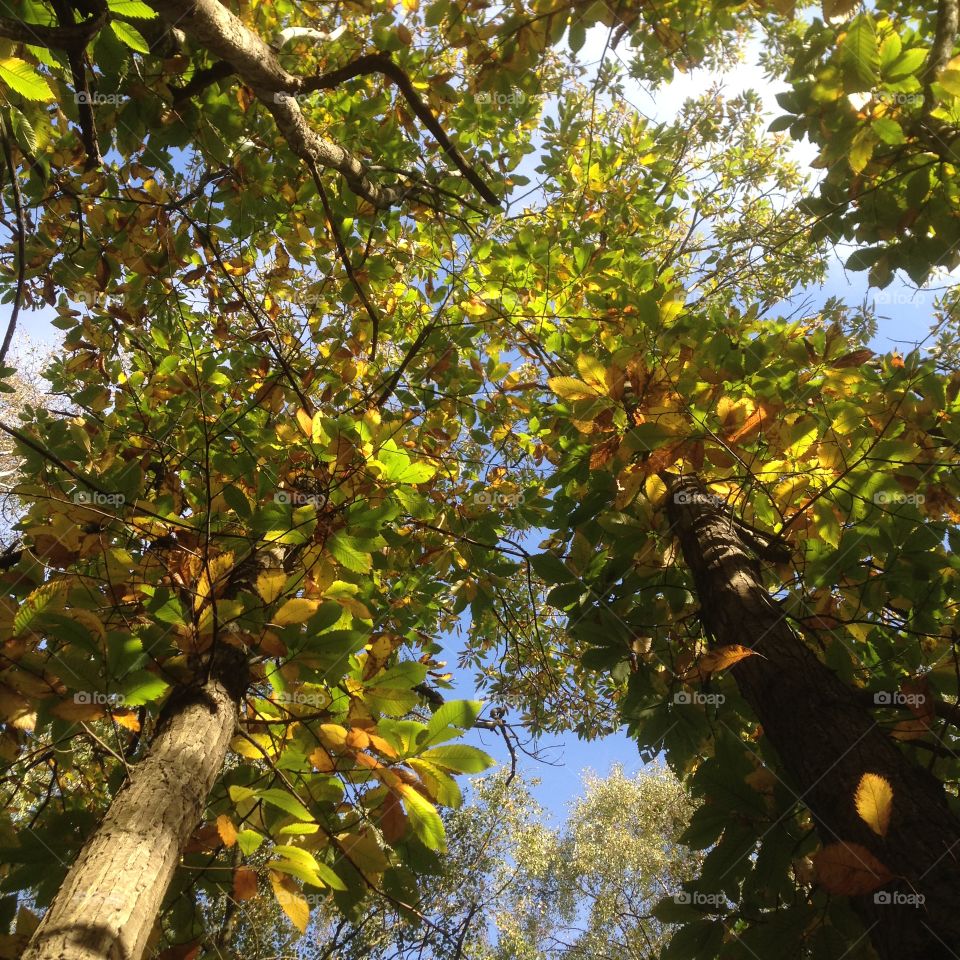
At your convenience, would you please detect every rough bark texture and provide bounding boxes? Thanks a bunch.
[666,474,960,960]
[22,647,248,960]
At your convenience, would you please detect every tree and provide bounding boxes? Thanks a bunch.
[298,766,700,960]
[0,0,958,958]
[450,122,960,957]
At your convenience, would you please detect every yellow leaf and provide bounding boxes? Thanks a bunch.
[309,746,336,772]
[256,568,287,605]
[644,474,668,506]
[269,871,309,933]
[547,376,600,401]
[195,552,234,612]
[815,842,893,894]
[273,598,319,626]
[854,773,893,837]
[575,354,608,393]
[216,814,237,848]
[296,408,313,437]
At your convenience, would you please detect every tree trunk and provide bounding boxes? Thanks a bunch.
[666,474,960,960]
[23,647,248,960]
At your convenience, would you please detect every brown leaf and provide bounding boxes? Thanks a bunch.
[50,700,106,723]
[815,842,893,894]
[233,866,258,901]
[830,349,874,369]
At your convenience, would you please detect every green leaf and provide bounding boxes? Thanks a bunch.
[400,785,446,851]
[110,20,150,53]
[117,670,169,706]
[235,829,264,855]
[569,21,586,53]
[871,117,905,144]
[107,0,157,17]
[258,788,313,822]
[375,441,437,484]
[272,845,347,889]
[421,744,496,773]
[0,58,54,101]
[848,130,876,173]
[842,15,880,92]
[326,532,372,573]
[425,700,482,742]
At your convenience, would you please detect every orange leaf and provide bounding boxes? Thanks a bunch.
[815,842,893,894]
[233,866,258,901]
[854,773,893,837]
[699,644,756,674]
[216,814,237,848]
[726,407,766,444]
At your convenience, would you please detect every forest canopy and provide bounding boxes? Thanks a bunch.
[0,0,958,958]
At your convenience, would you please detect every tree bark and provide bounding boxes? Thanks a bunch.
[22,647,248,960]
[665,474,960,960]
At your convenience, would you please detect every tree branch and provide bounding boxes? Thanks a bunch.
[150,0,498,207]
[0,4,106,48]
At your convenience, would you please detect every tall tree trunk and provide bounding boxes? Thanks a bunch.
[665,474,960,960]
[22,647,248,960]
